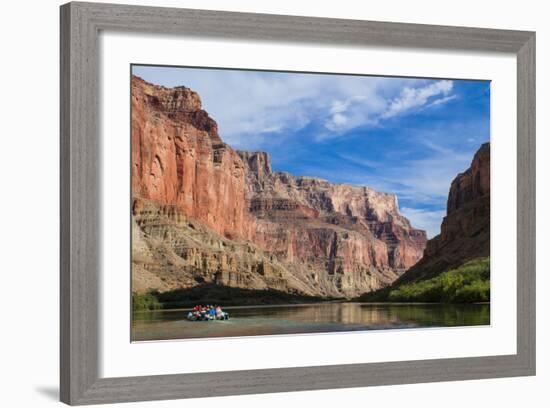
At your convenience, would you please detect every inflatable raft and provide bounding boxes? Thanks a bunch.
[187,306,230,321]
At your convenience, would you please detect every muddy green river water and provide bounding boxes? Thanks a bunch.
[132,302,490,341]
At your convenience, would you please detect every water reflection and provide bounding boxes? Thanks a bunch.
[132,302,490,341]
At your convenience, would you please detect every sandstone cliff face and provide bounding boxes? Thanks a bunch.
[131,75,427,297]
[238,151,426,277]
[396,143,490,284]
[132,76,251,239]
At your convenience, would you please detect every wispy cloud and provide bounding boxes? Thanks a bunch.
[323,95,378,133]
[426,94,458,108]
[322,80,457,136]
[381,80,454,119]
[133,66,459,144]
[332,137,472,203]
[337,153,380,169]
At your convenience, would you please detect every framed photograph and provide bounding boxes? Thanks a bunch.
[60,2,535,405]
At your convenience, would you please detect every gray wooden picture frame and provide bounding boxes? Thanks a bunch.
[60,1,536,405]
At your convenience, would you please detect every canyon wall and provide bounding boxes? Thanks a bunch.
[131,75,427,298]
[131,76,252,240]
[396,142,490,284]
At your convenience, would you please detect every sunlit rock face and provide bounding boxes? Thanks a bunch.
[131,75,427,298]
[396,143,490,284]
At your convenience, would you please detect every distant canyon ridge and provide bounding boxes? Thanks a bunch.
[132,75,444,298]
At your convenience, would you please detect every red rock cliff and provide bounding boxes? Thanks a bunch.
[131,76,252,239]
[238,151,427,271]
[131,76,427,297]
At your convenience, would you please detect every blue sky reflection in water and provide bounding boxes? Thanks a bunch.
[132,65,490,238]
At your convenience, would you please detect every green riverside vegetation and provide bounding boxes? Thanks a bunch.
[386,257,490,303]
[132,291,162,312]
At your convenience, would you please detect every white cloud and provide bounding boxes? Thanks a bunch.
[320,80,456,136]
[427,94,458,108]
[135,66,456,145]
[330,100,350,114]
[323,95,378,133]
[400,207,446,239]
[159,69,395,145]
[331,113,348,126]
[258,125,283,134]
[382,80,454,119]
[337,153,380,169]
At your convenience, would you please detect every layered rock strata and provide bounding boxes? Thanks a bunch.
[131,75,427,297]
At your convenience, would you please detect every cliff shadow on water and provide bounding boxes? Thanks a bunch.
[132,283,341,311]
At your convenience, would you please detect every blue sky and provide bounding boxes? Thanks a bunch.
[132,65,490,238]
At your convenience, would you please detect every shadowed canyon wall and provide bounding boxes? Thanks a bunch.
[396,142,490,284]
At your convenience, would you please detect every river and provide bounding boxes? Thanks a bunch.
[132,302,490,341]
